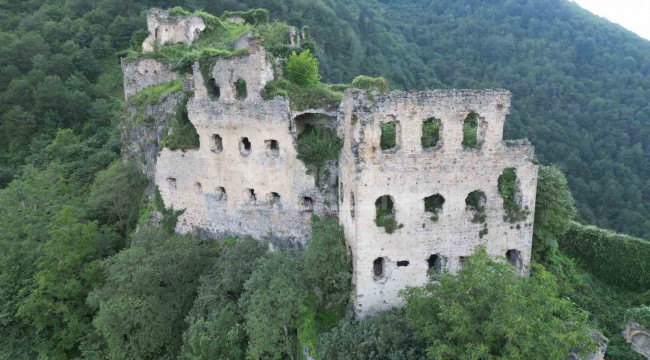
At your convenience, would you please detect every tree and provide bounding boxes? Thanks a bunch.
[89,228,212,360]
[181,237,267,360]
[285,50,320,86]
[87,161,147,236]
[304,215,351,311]
[533,165,576,261]
[402,247,597,360]
[240,252,308,360]
[16,206,120,359]
[316,310,426,360]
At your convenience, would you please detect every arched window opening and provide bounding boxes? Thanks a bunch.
[265,139,279,157]
[506,249,523,273]
[375,195,397,234]
[498,167,529,223]
[462,112,479,149]
[302,196,314,212]
[424,194,445,221]
[465,190,487,223]
[380,121,397,150]
[235,78,247,100]
[373,257,384,278]
[211,134,223,153]
[215,187,227,201]
[427,254,446,274]
[421,117,441,149]
[246,189,256,204]
[240,137,251,156]
[268,192,281,208]
[207,78,220,99]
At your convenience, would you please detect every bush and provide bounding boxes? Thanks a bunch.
[626,307,650,329]
[350,75,389,93]
[285,50,320,86]
[498,167,529,223]
[402,247,597,359]
[560,222,650,291]
[88,161,147,236]
[421,118,440,148]
[296,120,342,179]
[89,228,213,360]
[305,216,351,311]
[533,166,576,261]
[316,310,426,360]
[161,93,200,151]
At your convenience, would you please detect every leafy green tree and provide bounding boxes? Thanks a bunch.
[316,310,426,360]
[285,50,320,86]
[181,237,267,360]
[240,252,308,360]
[88,161,147,236]
[402,247,596,360]
[304,215,351,311]
[17,206,120,359]
[89,227,213,360]
[533,166,577,261]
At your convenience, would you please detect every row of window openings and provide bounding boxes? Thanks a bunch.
[349,192,488,221]
[206,78,247,100]
[211,135,280,158]
[165,179,314,210]
[372,249,522,278]
[378,112,484,151]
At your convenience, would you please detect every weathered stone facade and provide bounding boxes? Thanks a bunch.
[339,90,538,316]
[142,8,206,53]
[123,11,538,316]
[152,37,337,248]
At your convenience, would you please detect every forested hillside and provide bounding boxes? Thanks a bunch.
[1,1,649,359]
[1,0,649,239]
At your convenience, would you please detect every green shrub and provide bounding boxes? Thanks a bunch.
[350,75,388,93]
[421,118,440,148]
[380,121,397,150]
[169,6,191,17]
[402,247,597,359]
[153,186,185,234]
[130,30,149,53]
[234,78,247,99]
[533,166,576,261]
[316,310,426,360]
[286,50,320,86]
[560,222,650,291]
[462,112,478,148]
[221,9,269,25]
[296,120,342,181]
[161,93,200,151]
[376,195,398,234]
[626,307,650,329]
[498,167,529,223]
[465,190,487,223]
[129,78,182,108]
[261,79,290,99]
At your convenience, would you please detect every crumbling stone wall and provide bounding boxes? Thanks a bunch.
[623,322,650,358]
[121,58,179,100]
[142,8,205,52]
[339,89,538,317]
[152,37,337,247]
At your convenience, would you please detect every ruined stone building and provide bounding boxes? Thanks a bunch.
[123,9,538,317]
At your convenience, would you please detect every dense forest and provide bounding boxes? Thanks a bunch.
[0,0,649,359]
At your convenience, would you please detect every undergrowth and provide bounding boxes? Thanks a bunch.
[261,79,343,111]
[160,92,200,151]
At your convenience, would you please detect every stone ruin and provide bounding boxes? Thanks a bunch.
[142,8,206,53]
[122,9,539,316]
